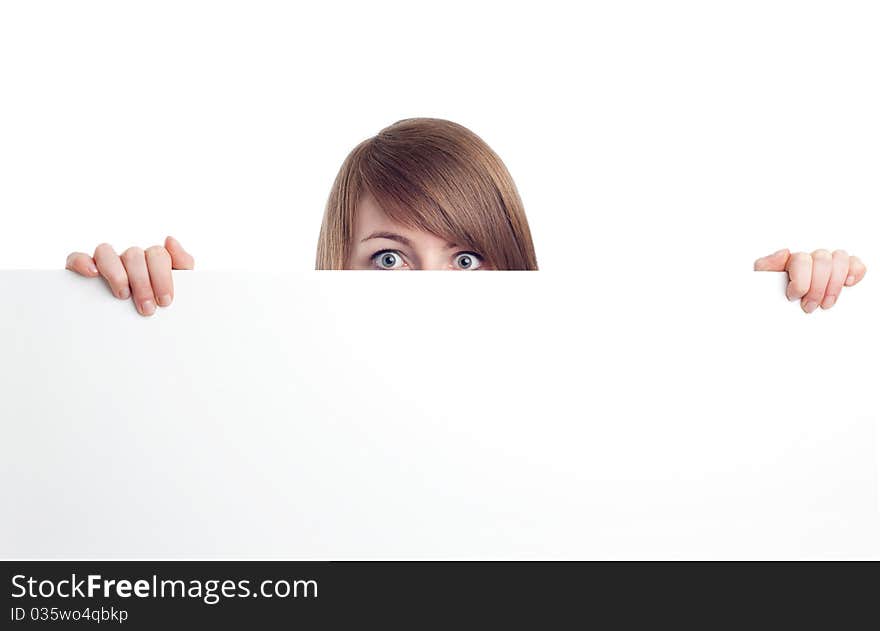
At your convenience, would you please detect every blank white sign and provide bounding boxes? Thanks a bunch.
[0,271,877,559]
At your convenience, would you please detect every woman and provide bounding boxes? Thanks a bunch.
[64,117,867,315]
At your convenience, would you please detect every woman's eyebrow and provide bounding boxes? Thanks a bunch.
[361,231,413,247]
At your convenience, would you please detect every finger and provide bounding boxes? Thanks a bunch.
[120,247,156,316]
[165,236,195,270]
[753,248,790,272]
[93,243,131,300]
[65,252,99,277]
[845,255,867,286]
[800,249,832,313]
[784,252,812,302]
[821,250,849,309]
[145,245,174,307]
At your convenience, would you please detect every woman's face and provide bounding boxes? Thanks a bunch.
[346,193,493,270]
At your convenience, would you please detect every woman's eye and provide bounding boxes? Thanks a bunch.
[453,252,483,270]
[372,250,405,270]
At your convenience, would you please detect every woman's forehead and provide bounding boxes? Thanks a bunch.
[354,192,388,224]
[354,192,406,234]
[353,193,459,249]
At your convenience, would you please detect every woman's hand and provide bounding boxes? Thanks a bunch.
[65,236,195,316]
[753,248,867,313]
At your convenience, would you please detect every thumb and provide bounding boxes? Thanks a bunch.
[754,248,790,272]
[165,236,195,270]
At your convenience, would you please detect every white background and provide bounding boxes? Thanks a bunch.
[1,1,878,273]
[0,2,877,559]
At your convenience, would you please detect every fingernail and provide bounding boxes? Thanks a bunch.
[846,275,855,285]
[821,294,836,309]
[803,300,818,313]
[140,300,156,316]
[157,294,172,307]
[87,264,98,274]
[117,287,131,300]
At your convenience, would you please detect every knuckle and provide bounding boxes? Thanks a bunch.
[94,243,113,256]
[806,280,823,294]
[145,245,170,259]
[832,249,848,258]
[811,249,831,260]
[121,246,144,260]
[129,278,152,295]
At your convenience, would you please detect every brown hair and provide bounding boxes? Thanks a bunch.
[315,118,538,270]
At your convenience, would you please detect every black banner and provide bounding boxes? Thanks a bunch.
[2,561,877,628]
